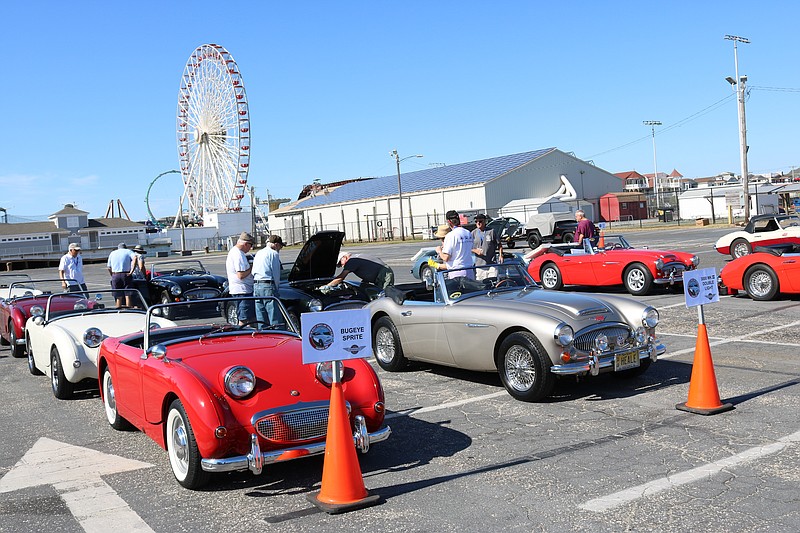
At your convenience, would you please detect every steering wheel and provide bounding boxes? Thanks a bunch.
[608,243,623,250]
[494,278,518,288]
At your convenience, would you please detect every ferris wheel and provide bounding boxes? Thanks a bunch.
[176,43,250,220]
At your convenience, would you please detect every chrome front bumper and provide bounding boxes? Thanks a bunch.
[201,416,391,474]
[551,342,665,376]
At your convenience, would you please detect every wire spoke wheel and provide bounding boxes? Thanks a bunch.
[177,44,250,220]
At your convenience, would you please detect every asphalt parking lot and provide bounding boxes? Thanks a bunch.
[2,225,800,532]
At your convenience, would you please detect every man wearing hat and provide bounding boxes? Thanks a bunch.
[252,235,284,327]
[107,243,137,307]
[320,251,394,293]
[471,213,503,280]
[226,232,255,325]
[436,209,474,277]
[59,242,87,293]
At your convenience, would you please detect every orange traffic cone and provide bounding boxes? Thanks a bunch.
[597,230,605,248]
[306,380,380,514]
[676,324,734,415]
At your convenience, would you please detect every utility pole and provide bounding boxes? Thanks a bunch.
[643,121,662,214]
[725,34,751,221]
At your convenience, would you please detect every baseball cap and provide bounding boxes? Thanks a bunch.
[445,210,460,221]
[475,213,487,221]
[268,235,284,246]
[239,232,255,244]
[68,243,81,251]
[337,251,349,266]
[133,245,147,254]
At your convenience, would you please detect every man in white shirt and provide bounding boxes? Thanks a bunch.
[436,210,474,278]
[59,243,87,293]
[252,235,284,327]
[226,232,255,326]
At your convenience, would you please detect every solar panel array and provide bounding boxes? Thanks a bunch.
[297,148,556,209]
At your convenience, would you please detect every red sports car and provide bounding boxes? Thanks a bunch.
[0,276,89,358]
[97,296,390,489]
[719,246,800,301]
[526,234,699,296]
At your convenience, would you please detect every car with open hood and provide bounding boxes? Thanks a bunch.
[224,230,372,327]
[97,295,390,489]
[526,234,699,296]
[368,263,665,402]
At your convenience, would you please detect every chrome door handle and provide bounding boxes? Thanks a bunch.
[401,311,412,316]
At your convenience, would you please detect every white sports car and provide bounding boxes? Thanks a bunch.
[25,289,175,399]
[714,214,800,258]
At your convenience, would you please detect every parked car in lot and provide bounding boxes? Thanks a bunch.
[526,234,699,296]
[224,231,372,327]
[0,276,82,358]
[135,259,227,318]
[714,214,800,259]
[25,290,175,399]
[409,248,528,284]
[97,296,390,489]
[719,245,800,301]
[368,263,665,402]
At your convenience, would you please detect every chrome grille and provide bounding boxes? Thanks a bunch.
[184,288,221,300]
[661,263,687,275]
[574,326,631,353]
[255,406,330,443]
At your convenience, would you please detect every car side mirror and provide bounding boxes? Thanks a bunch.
[146,344,167,360]
[34,316,44,326]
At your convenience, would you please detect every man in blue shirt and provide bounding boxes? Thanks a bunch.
[252,235,284,327]
[106,243,136,308]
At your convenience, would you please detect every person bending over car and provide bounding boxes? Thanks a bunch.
[320,252,394,293]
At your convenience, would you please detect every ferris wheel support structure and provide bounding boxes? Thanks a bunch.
[177,43,250,221]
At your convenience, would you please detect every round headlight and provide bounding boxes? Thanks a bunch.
[655,259,664,270]
[642,307,659,328]
[170,285,182,296]
[316,361,344,385]
[30,305,44,317]
[595,333,609,352]
[224,366,255,398]
[634,326,647,344]
[553,324,574,347]
[83,327,104,348]
[691,255,700,267]
[73,302,87,310]
[309,298,323,313]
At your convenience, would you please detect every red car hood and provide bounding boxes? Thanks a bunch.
[162,333,381,411]
[602,249,693,263]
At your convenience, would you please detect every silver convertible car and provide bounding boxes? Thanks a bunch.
[368,263,665,402]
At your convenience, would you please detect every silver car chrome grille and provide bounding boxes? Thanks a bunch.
[660,263,687,275]
[574,326,632,353]
[255,406,331,443]
[183,288,221,300]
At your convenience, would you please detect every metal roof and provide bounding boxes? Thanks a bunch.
[296,148,556,209]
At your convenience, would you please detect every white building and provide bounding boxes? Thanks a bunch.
[270,148,622,243]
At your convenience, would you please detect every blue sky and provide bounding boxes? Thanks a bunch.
[2,1,798,222]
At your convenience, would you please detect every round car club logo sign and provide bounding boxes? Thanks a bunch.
[308,323,335,350]
[687,278,701,298]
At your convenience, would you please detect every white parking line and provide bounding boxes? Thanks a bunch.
[580,428,800,512]
[385,390,507,419]
[659,319,800,358]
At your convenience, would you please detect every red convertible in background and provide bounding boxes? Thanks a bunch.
[719,246,800,301]
[97,296,390,489]
[0,276,88,358]
[526,235,699,296]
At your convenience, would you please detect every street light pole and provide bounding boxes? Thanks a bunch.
[391,150,423,241]
[643,120,662,214]
[725,34,751,221]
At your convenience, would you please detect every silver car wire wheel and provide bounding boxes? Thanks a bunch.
[503,344,537,392]
[748,270,772,298]
[732,239,751,258]
[375,326,396,365]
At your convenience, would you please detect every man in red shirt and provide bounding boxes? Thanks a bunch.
[573,210,595,245]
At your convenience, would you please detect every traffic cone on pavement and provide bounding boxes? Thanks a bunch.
[307,380,379,514]
[597,230,605,248]
[676,324,734,415]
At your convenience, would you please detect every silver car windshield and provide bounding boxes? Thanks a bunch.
[437,263,536,303]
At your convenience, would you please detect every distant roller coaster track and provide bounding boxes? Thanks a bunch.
[145,170,181,227]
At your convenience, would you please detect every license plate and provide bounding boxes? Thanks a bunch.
[614,351,640,371]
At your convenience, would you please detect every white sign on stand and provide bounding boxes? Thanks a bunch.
[301,308,373,364]
[683,268,719,308]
